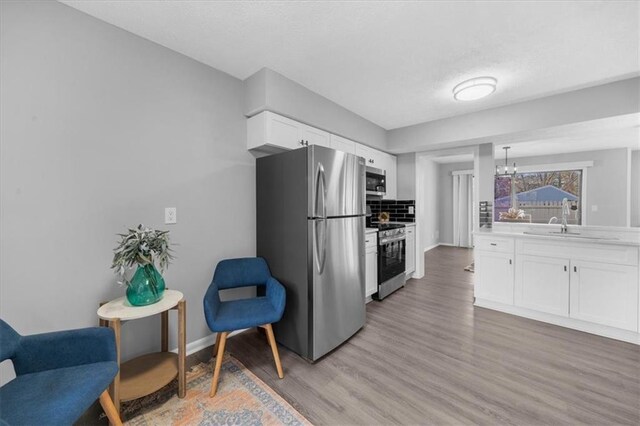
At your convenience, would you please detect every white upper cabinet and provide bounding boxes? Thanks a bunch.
[247,111,329,151]
[330,134,356,154]
[248,111,397,199]
[301,124,330,148]
[355,144,384,168]
[381,153,397,200]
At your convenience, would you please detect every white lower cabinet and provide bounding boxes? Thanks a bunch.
[515,255,570,317]
[570,260,638,331]
[474,233,640,343]
[405,225,416,276]
[365,233,378,299]
[475,251,514,305]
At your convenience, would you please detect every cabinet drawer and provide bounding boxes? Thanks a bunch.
[365,233,378,250]
[475,236,514,254]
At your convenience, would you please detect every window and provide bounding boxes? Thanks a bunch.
[494,170,583,225]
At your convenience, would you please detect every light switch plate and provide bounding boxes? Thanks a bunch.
[591,205,598,212]
[408,206,415,214]
[165,207,177,224]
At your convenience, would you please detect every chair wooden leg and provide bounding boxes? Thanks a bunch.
[209,331,228,397]
[212,332,222,357]
[99,390,123,426]
[264,324,284,379]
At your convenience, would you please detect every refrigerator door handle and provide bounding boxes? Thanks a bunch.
[316,163,328,274]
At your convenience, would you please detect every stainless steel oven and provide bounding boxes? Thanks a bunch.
[374,224,406,300]
[366,166,386,196]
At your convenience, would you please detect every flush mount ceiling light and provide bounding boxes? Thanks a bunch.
[453,76,497,101]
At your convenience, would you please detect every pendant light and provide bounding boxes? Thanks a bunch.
[495,146,517,176]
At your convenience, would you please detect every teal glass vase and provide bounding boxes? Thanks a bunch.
[126,264,165,306]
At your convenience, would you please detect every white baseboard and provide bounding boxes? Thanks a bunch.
[438,243,455,247]
[423,244,439,252]
[171,328,249,356]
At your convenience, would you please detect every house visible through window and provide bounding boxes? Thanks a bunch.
[494,170,583,225]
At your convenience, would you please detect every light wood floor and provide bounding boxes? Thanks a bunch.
[226,246,640,425]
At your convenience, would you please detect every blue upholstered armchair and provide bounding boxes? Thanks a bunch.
[0,319,122,425]
[203,257,286,397]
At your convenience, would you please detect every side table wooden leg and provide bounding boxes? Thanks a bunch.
[178,299,186,398]
[109,319,121,415]
[161,310,169,352]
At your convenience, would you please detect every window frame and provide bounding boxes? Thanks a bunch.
[494,160,592,226]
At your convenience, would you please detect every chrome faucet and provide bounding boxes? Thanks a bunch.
[560,198,570,233]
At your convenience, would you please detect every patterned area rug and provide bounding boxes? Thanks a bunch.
[464,262,475,273]
[118,355,311,426]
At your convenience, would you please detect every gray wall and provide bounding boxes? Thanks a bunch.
[244,68,388,150]
[512,148,630,227]
[1,0,255,381]
[396,153,416,200]
[629,150,639,227]
[438,162,474,245]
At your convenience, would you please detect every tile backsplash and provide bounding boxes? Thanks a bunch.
[367,199,416,223]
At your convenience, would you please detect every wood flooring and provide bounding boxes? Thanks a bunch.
[226,246,640,425]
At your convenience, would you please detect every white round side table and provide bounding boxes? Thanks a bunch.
[97,289,186,413]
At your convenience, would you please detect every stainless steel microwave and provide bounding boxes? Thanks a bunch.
[366,166,386,196]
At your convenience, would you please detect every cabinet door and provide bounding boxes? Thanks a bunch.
[405,226,415,275]
[515,255,569,316]
[382,153,397,200]
[475,251,514,304]
[330,134,356,154]
[570,261,639,331]
[302,125,330,148]
[268,112,304,150]
[365,248,378,297]
[355,144,378,167]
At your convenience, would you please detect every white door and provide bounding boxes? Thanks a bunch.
[302,125,330,148]
[330,134,356,154]
[475,251,514,304]
[405,226,415,275]
[515,255,570,316]
[570,260,639,331]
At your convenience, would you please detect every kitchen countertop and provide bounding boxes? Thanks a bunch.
[365,228,377,234]
[474,228,640,247]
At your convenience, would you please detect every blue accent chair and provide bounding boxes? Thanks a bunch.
[203,257,286,396]
[0,319,122,425]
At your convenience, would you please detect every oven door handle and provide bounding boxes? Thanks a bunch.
[380,236,406,245]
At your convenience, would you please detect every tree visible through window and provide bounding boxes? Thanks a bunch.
[494,170,582,224]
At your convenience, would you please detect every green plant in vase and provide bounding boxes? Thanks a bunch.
[111,224,174,306]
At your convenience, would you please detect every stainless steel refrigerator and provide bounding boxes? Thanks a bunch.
[256,145,366,361]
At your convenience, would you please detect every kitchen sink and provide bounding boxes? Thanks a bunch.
[522,231,618,241]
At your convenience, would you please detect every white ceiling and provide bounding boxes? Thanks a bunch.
[60,1,639,130]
